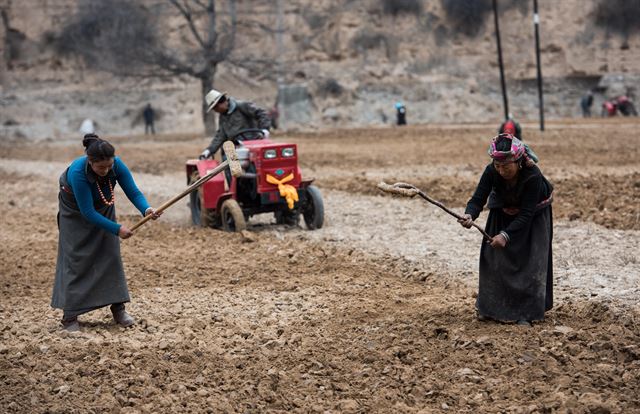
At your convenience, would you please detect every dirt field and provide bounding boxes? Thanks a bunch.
[1,120,639,413]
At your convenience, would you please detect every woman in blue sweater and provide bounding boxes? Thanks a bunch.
[52,134,161,331]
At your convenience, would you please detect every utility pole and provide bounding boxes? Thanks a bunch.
[275,0,284,89]
[533,0,545,131]
[274,0,285,125]
[492,0,509,121]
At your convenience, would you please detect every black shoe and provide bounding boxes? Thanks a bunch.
[516,320,532,327]
[476,312,490,322]
[112,308,135,327]
[62,317,80,332]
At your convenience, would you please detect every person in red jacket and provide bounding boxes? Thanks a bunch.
[498,117,522,140]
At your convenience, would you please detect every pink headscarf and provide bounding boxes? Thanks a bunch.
[488,133,526,162]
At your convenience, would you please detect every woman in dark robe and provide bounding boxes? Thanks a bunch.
[458,133,553,326]
[52,134,161,331]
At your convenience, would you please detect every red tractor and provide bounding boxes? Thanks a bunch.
[186,129,324,232]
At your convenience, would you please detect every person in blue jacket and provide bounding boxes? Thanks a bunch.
[51,134,161,331]
[395,102,407,125]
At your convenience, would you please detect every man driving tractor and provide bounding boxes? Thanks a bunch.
[199,89,272,160]
[190,88,324,231]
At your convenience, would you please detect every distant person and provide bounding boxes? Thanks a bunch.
[52,134,162,331]
[602,100,617,117]
[79,119,96,135]
[498,117,522,140]
[615,96,638,116]
[143,103,156,135]
[395,102,407,126]
[580,92,593,117]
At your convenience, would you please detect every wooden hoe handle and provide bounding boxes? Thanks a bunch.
[377,181,494,242]
[131,141,242,232]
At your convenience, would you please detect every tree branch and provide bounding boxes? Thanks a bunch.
[218,0,237,59]
[207,0,217,53]
[192,0,208,10]
[239,18,279,34]
[167,0,206,49]
[154,50,198,77]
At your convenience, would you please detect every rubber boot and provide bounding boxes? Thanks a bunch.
[62,317,80,332]
[111,303,135,327]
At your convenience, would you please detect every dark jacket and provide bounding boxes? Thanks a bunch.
[143,106,154,123]
[206,99,271,154]
[465,164,553,242]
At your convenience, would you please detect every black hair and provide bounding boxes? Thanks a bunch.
[495,135,512,152]
[218,95,227,104]
[82,133,115,162]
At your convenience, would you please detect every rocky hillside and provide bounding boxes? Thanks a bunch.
[1,0,638,139]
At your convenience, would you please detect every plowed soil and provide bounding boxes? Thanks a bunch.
[1,120,639,413]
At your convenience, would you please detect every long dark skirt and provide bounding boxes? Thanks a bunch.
[51,188,130,319]
[476,206,553,322]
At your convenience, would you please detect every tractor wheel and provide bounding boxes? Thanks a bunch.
[189,171,215,227]
[302,185,324,230]
[274,209,300,226]
[220,199,246,232]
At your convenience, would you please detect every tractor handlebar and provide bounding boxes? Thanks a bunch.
[230,128,266,142]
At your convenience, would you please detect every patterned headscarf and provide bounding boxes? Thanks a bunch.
[488,133,526,162]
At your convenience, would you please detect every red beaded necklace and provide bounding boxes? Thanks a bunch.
[96,177,115,206]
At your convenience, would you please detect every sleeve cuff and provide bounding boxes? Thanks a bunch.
[465,209,479,220]
[499,231,510,243]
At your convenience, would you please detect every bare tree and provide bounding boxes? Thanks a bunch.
[440,0,528,38]
[594,0,640,47]
[57,0,237,134]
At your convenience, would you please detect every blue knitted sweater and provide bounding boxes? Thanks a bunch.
[66,156,150,235]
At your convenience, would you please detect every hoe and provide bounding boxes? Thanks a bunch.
[130,141,243,232]
[377,181,493,243]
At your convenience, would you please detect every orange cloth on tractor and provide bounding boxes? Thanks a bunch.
[266,173,298,210]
